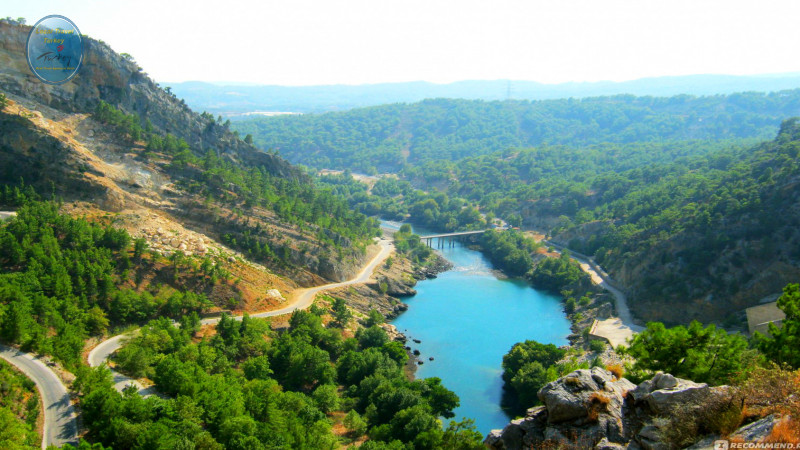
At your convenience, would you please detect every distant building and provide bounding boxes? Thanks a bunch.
[746,301,786,336]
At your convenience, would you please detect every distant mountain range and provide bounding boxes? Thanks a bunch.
[165,73,800,115]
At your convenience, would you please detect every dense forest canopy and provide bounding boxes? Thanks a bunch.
[234,91,800,174]
[240,88,800,325]
[77,309,484,449]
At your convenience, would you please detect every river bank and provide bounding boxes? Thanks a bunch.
[363,222,637,434]
[387,225,571,435]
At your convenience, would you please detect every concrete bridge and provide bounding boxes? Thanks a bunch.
[419,229,489,248]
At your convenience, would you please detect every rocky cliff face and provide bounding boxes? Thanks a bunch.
[486,368,783,450]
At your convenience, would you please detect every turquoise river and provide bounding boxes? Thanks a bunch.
[386,223,571,436]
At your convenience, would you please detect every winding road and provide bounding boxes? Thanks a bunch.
[0,344,79,449]
[542,240,644,347]
[89,238,394,392]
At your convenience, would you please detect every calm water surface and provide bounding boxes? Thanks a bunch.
[386,223,571,436]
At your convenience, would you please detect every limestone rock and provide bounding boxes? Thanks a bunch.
[383,277,416,296]
[629,371,710,413]
[538,367,633,424]
[266,289,285,302]
[595,437,627,450]
[686,415,782,449]
[644,380,729,417]
[484,430,504,449]
[731,414,782,443]
[486,370,734,450]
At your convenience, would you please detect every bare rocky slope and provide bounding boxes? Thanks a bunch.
[0,19,375,292]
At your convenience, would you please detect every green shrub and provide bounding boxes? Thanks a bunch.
[589,339,606,353]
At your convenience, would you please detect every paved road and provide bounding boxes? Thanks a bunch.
[201,238,394,324]
[0,344,79,449]
[91,238,394,392]
[87,332,158,396]
[543,240,642,331]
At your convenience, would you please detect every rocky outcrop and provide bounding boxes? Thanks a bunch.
[629,372,729,417]
[687,415,784,450]
[380,275,417,297]
[486,369,756,450]
[413,253,453,280]
[265,289,285,303]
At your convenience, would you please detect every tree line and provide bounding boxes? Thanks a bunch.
[233,91,800,174]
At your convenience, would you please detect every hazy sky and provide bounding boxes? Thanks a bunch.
[4,0,800,85]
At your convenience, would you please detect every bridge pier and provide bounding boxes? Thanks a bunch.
[416,229,492,250]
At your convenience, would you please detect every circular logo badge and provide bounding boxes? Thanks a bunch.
[26,15,84,85]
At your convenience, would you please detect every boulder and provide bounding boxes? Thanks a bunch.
[731,414,782,442]
[629,371,715,415]
[265,289,285,302]
[383,277,416,296]
[487,370,735,450]
[686,415,782,449]
[538,367,634,424]
[484,430,504,449]
[639,377,730,418]
[495,418,526,450]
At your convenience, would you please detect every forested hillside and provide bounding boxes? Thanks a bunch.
[335,122,800,325]
[0,19,485,449]
[234,91,800,173]
[238,84,800,326]
[0,18,380,285]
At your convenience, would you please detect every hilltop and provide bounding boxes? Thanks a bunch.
[0,19,379,297]
[168,73,800,115]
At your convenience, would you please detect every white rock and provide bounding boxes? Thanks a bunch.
[266,289,285,302]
